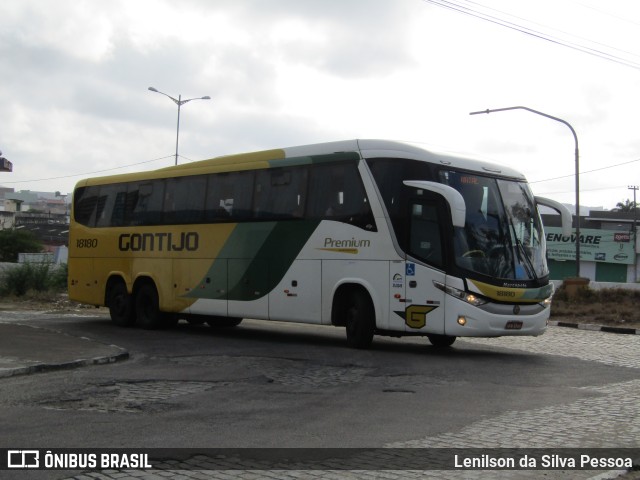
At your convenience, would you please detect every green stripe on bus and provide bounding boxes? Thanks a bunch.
[186,220,320,301]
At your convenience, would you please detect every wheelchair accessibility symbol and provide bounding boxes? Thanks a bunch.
[406,263,415,276]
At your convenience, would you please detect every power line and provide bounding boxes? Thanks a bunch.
[536,184,629,195]
[574,1,640,29]
[532,158,640,183]
[463,0,640,62]
[1,155,175,185]
[421,0,640,70]
[530,157,640,184]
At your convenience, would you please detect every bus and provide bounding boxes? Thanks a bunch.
[68,139,571,348]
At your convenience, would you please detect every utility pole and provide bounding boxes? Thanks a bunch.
[630,185,638,282]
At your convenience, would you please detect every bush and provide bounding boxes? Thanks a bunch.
[0,262,68,297]
[551,284,640,323]
[2,263,34,296]
[48,262,68,291]
[554,284,640,304]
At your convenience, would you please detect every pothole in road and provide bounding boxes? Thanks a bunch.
[38,380,221,413]
[166,355,373,388]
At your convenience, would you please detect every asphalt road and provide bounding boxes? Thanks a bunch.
[0,311,638,479]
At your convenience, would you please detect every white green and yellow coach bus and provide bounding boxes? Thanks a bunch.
[68,139,571,348]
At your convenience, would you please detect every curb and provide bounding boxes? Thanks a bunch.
[549,320,639,335]
[0,350,130,379]
[0,321,130,379]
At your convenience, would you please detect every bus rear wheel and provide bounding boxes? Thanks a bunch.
[427,334,456,347]
[135,283,164,330]
[345,290,375,349]
[108,282,135,327]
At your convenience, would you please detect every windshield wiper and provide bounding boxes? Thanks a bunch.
[507,217,538,281]
[515,235,538,281]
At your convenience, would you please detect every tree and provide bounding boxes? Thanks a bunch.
[0,229,43,262]
[613,199,638,212]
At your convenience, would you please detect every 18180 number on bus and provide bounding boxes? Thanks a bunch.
[76,238,98,248]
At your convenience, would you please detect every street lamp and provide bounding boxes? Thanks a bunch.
[470,106,582,278]
[148,87,211,165]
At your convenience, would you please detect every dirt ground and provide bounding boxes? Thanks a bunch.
[0,294,107,316]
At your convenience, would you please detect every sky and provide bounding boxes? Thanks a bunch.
[1,0,639,211]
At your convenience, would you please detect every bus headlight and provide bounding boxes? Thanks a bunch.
[433,281,488,306]
[540,283,555,308]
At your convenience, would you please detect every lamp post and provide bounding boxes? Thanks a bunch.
[148,87,211,165]
[470,106,582,278]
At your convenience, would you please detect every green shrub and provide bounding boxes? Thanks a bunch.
[0,262,68,297]
[2,263,33,296]
[48,263,68,291]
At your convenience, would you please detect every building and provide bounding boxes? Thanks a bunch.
[0,188,71,252]
[542,210,639,283]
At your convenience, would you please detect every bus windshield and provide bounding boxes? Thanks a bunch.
[439,170,548,282]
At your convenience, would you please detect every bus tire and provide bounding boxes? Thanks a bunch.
[345,290,375,349]
[206,316,243,328]
[108,281,135,327]
[427,334,456,347]
[135,283,163,330]
[163,314,179,328]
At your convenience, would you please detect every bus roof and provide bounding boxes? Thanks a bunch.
[75,139,527,188]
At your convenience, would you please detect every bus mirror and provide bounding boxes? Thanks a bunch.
[535,196,572,236]
[403,180,466,228]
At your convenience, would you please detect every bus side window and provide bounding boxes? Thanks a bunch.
[73,186,99,227]
[307,162,375,230]
[164,175,206,224]
[409,201,443,268]
[253,167,307,219]
[128,180,165,225]
[205,171,255,222]
[94,184,127,227]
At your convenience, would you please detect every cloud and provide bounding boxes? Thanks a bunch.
[0,0,638,210]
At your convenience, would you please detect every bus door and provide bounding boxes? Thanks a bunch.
[401,197,447,335]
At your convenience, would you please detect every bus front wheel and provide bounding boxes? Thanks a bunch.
[135,283,163,330]
[108,282,135,327]
[345,290,375,349]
